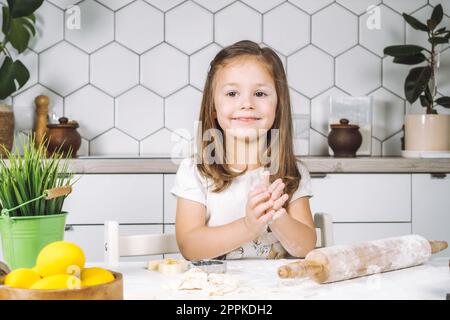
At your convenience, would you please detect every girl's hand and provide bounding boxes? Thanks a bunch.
[244,186,276,239]
[258,172,289,222]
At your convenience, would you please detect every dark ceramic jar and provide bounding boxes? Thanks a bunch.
[46,117,81,158]
[328,118,362,157]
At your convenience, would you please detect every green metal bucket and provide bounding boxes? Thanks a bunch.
[0,212,67,270]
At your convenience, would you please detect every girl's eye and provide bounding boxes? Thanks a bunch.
[226,91,237,97]
[255,91,267,97]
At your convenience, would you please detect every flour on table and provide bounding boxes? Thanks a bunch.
[177,267,239,296]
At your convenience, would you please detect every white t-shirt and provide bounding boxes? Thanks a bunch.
[170,158,313,259]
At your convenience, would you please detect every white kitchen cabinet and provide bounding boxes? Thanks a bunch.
[412,174,450,257]
[164,174,177,224]
[333,223,412,245]
[64,174,163,224]
[64,224,164,262]
[309,174,411,222]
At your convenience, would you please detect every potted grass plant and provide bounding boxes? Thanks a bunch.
[384,4,450,154]
[0,134,75,270]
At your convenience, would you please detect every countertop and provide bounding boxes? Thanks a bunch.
[66,156,450,174]
[95,257,450,300]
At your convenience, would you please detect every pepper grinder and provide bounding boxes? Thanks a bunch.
[34,95,49,146]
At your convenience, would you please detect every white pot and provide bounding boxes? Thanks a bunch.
[405,114,450,151]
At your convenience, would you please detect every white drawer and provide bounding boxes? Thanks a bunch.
[64,174,163,224]
[412,174,450,257]
[333,223,411,245]
[164,174,177,224]
[64,224,164,263]
[310,174,411,222]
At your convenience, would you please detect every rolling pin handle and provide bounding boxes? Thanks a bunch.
[429,240,448,254]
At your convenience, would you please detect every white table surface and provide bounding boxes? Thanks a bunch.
[91,258,450,300]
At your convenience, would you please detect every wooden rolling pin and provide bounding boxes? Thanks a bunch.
[278,234,447,284]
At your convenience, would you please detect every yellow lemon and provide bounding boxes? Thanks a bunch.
[81,267,115,287]
[35,241,85,277]
[30,274,81,290]
[4,268,41,289]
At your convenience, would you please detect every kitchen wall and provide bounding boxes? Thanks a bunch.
[3,0,450,157]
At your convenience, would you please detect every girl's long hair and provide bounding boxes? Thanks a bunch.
[195,40,303,206]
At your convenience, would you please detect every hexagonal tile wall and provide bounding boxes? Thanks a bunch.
[360,4,404,57]
[29,1,64,52]
[47,0,79,10]
[215,2,262,47]
[97,0,135,11]
[64,0,114,53]
[369,88,405,141]
[65,85,114,140]
[12,84,63,131]
[437,48,450,97]
[311,87,349,136]
[144,0,185,12]
[165,1,213,55]
[90,128,139,156]
[241,0,285,13]
[192,0,235,13]
[116,0,164,54]
[287,45,334,98]
[140,128,191,157]
[288,0,334,14]
[382,0,428,15]
[336,0,381,15]
[263,2,310,56]
[312,3,358,56]
[90,42,139,97]
[165,86,202,140]
[140,43,189,97]
[39,41,89,96]
[336,46,381,96]
[115,86,164,140]
[5,0,435,157]
[190,43,222,90]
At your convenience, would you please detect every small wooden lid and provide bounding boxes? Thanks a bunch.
[47,117,79,129]
[330,118,360,129]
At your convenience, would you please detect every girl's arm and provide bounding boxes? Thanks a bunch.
[175,186,275,260]
[268,196,317,257]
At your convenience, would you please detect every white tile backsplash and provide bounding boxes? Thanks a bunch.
[8,0,448,157]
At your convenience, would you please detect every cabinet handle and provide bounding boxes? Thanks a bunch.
[65,225,74,231]
[430,173,447,179]
[310,173,327,179]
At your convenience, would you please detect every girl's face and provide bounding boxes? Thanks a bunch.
[213,57,277,141]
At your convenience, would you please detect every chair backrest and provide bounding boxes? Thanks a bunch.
[104,212,334,265]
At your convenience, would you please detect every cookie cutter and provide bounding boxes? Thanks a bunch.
[189,259,227,274]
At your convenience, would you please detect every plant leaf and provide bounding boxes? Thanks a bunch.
[403,13,429,32]
[435,96,450,108]
[0,56,30,99]
[393,53,427,65]
[419,95,431,107]
[428,36,449,45]
[7,14,36,53]
[404,66,432,104]
[7,0,43,18]
[435,27,447,34]
[383,45,427,57]
[430,4,444,29]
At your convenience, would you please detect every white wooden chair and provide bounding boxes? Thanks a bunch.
[104,212,334,266]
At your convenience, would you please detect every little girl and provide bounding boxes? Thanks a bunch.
[171,40,316,260]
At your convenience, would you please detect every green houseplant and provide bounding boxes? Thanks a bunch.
[0,0,44,156]
[0,135,74,270]
[384,4,450,153]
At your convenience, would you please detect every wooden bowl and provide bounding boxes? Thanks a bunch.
[0,271,123,300]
